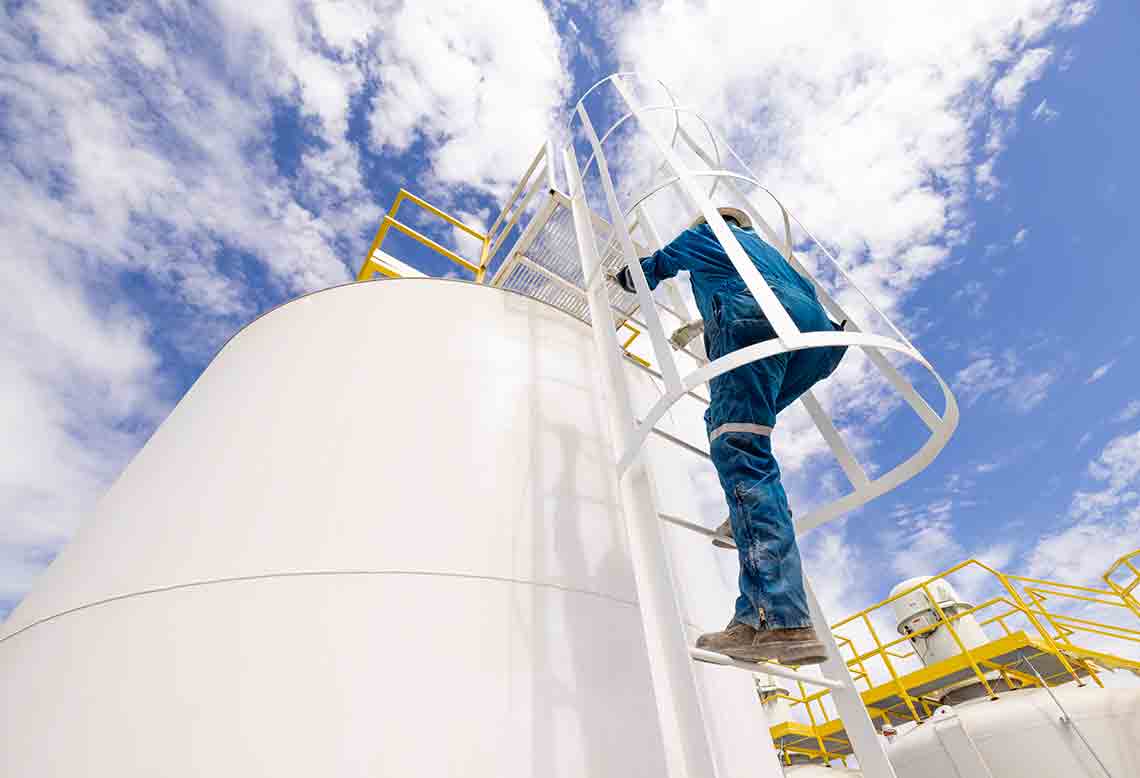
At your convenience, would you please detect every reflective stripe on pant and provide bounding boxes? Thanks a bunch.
[710,429,811,630]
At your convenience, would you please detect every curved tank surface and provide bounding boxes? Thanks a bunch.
[887,685,1140,778]
[0,280,768,777]
[787,764,862,776]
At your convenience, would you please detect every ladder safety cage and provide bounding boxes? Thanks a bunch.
[564,72,963,778]
[567,72,959,530]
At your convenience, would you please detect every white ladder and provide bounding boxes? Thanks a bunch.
[561,79,905,778]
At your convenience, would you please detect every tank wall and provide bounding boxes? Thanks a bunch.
[0,280,768,777]
[887,685,1140,778]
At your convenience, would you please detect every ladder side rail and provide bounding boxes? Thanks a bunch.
[611,74,903,776]
[805,577,900,777]
[564,146,720,778]
[636,204,697,322]
[576,103,684,397]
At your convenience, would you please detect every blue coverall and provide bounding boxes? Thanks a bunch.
[637,222,846,630]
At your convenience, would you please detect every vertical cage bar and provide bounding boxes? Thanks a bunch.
[576,103,685,397]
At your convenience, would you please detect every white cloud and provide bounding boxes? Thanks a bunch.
[1027,518,1140,585]
[0,254,162,606]
[886,499,963,580]
[1007,368,1059,412]
[367,0,569,198]
[1064,1,1097,28]
[953,280,990,317]
[1071,429,1140,520]
[975,156,1001,201]
[1030,428,1140,583]
[614,4,1085,310]
[1115,400,1140,423]
[1086,360,1116,384]
[1032,98,1060,122]
[992,47,1053,109]
[1013,227,1029,245]
[952,350,1056,412]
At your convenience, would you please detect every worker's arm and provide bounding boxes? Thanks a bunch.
[614,227,714,292]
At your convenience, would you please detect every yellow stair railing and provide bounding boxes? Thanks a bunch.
[767,548,1140,765]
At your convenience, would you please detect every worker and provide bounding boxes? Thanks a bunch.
[613,207,846,666]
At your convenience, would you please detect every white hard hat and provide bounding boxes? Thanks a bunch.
[691,206,752,231]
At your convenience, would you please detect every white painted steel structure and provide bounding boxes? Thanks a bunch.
[886,687,1140,778]
[2,72,963,778]
[0,280,771,777]
[786,685,1140,778]
[562,73,961,778]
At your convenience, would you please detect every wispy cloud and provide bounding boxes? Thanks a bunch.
[367,0,568,198]
[1086,360,1116,383]
[992,48,1053,109]
[1115,400,1140,423]
[1032,98,1060,122]
[953,350,1057,412]
[953,281,990,318]
[1029,426,1140,583]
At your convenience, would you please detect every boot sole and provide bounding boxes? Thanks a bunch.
[711,536,737,549]
[721,640,828,667]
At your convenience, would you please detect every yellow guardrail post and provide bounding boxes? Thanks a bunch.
[920,579,999,699]
[796,678,833,764]
[860,613,923,724]
[356,188,489,283]
[358,191,408,281]
[1104,551,1140,624]
[992,571,1085,686]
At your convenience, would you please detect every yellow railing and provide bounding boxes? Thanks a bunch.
[355,181,654,369]
[356,189,491,283]
[1104,549,1140,621]
[768,549,1140,763]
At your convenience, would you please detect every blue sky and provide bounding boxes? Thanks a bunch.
[2,0,1138,627]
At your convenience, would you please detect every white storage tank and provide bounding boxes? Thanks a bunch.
[787,765,862,776]
[886,686,1140,778]
[0,279,767,778]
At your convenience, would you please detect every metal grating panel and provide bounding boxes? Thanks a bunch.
[494,195,645,327]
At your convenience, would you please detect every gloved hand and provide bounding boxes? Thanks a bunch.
[612,266,636,294]
[670,320,705,350]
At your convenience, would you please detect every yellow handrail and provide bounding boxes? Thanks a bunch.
[357,189,490,282]
[768,548,1140,763]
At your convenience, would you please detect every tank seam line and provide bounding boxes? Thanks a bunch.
[0,569,638,645]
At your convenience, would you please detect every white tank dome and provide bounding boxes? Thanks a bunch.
[887,686,1140,778]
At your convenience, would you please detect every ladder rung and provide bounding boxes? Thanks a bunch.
[659,512,716,537]
[646,426,711,460]
[690,647,844,690]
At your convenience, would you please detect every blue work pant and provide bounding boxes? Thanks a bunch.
[706,288,845,630]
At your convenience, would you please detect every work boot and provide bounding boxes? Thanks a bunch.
[711,518,736,549]
[696,621,828,666]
